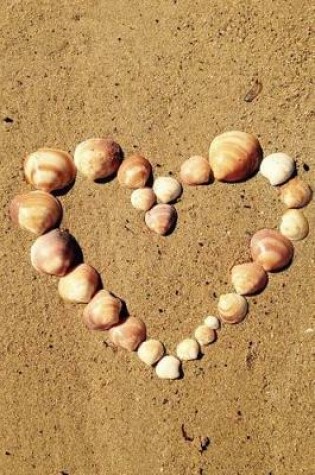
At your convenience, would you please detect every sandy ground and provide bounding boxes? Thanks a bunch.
[0,1,314,474]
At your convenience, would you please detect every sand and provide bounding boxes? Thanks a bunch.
[0,1,314,474]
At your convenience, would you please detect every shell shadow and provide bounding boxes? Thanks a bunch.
[52,179,76,197]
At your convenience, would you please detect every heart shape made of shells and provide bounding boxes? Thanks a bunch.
[10,131,312,380]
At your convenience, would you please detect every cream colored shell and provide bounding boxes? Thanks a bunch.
[279,209,309,241]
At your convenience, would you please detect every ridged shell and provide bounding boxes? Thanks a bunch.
[130,188,156,211]
[194,325,216,345]
[108,316,146,351]
[74,138,122,180]
[260,153,295,185]
[153,176,182,203]
[83,290,122,330]
[250,229,294,272]
[145,204,177,235]
[155,355,181,380]
[137,339,165,366]
[218,293,248,324]
[117,154,152,189]
[180,156,212,185]
[231,262,268,295]
[279,178,312,208]
[279,210,309,241]
[176,338,200,361]
[58,264,101,303]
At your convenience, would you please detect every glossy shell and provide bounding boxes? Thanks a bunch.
[108,316,146,351]
[180,156,212,185]
[218,293,248,324]
[58,264,101,303]
[231,262,268,295]
[260,152,295,185]
[145,204,177,235]
[250,229,294,272]
[117,154,152,189]
[74,138,122,180]
[83,290,122,330]
[279,209,309,241]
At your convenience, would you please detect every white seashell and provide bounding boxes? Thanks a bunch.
[130,188,156,211]
[279,178,312,208]
[180,156,212,185]
[58,264,101,303]
[137,339,165,366]
[155,355,181,380]
[194,325,216,346]
[218,293,248,324]
[204,315,221,330]
[279,209,309,241]
[260,153,295,185]
[153,177,182,203]
[176,338,200,361]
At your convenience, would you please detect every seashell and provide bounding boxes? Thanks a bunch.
[9,190,62,235]
[155,355,181,380]
[194,325,216,345]
[145,204,177,235]
[260,152,295,185]
[74,138,122,180]
[204,315,221,330]
[209,131,262,182]
[108,316,146,351]
[83,290,122,330]
[218,293,248,324]
[117,154,152,189]
[176,338,200,361]
[180,156,212,185]
[250,229,294,272]
[130,188,156,211]
[231,262,268,295]
[31,229,76,276]
[279,177,312,208]
[137,339,165,366]
[153,176,182,203]
[58,263,101,303]
[25,148,76,192]
[279,209,309,241]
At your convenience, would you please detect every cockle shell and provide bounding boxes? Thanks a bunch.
[145,204,177,235]
[279,209,309,241]
[250,229,294,272]
[218,293,248,324]
[137,339,165,366]
[180,156,212,185]
[260,153,295,185]
[130,188,156,211]
[176,338,200,361]
[155,355,181,380]
[194,325,216,345]
[10,190,62,235]
[74,138,122,180]
[108,316,146,351]
[83,290,122,330]
[24,148,76,192]
[153,177,182,203]
[204,315,221,330]
[117,154,152,189]
[231,262,268,295]
[279,177,312,208]
[58,263,101,303]
[209,131,262,182]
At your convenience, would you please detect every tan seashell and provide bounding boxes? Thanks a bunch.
[74,138,122,180]
[279,178,312,208]
[250,229,294,272]
[218,294,248,324]
[108,316,146,351]
[155,355,181,380]
[58,263,101,303]
[83,290,122,330]
[137,339,165,366]
[130,188,156,211]
[209,131,262,182]
[180,156,212,185]
[231,262,268,295]
[24,148,76,192]
[153,176,182,203]
[279,209,309,241]
[194,325,216,345]
[260,153,295,186]
[30,229,76,276]
[117,154,152,189]
[176,338,200,361]
[204,315,221,330]
[10,190,62,235]
[145,204,177,235]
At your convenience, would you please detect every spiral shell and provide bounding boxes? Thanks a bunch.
[74,138,122,180]
[155,355,181,380]
[180,156,212,185]
[145,204,177,235]
[250,229,294,272]
[153,176,182,203]
[130,188,156,211]
[279,178,312,208]
[194,325,216,345]
[83,290,122,330]
[137,339,165,366]
[209,131,262,182]
[218,293,248,324]
[176,338,200,361]
[108,316,146,351]
[260,153,295,185]
[58,263,101,303]
[231,262,268,295]
[117,154,152,189]
[279,209,309,241]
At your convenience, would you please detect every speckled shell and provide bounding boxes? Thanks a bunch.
[180,156,212,185]
[279,209,309,241]
[260,152,295,186]
[279,178,312,208]
[130,188,156,211]
[58,264,101,303]
[145,204,177,235]
[153,176,182,203]
[231,262,268,295]
[155,355,181,380]
[117,154,152,189]
[108,316,146,351]
[176,338,200,361]
[250,229,294,272]
[137,339,165,366]
[74,138,122,180]
[218,293,248,324]
[83,290,122,330]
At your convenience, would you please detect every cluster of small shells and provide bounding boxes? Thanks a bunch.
[10,131,312,380]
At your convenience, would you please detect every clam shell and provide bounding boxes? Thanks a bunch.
[58,264,101,304]
[83,290,122,330]
[137,339,165,366]
[155,355,181,380]
[204,315,221,330]
[176,338,200,361]
[279,178,312,208]
[74,138,122,180]
[130,188,156,211]
[260,152,295,186]
[145,204,177,235]
[231,262,268,295]
[108,316,146,351]
[194,325,216,345]
[153,177,182,203]
[218,293,248,324]
[117,154,152,189]
[279,209,309,241]
[250,229,294,272]
[180,156,211,185]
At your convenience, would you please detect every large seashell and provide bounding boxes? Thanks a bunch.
[108,316,146,351]
[250,229,294,272]
[218,293,248,324]
[209,131,262,182]
[279,177,312,208]
[180,156,212,185]
[204,315,221,330]
[153,176,182,203]
[260,152,295,185]
[24,148,76,192]
[279,209,309,241]
[137,339,165,366]
[117,154,152,189]
[231,262,268,295]
[145,204,177,235]
[155,355,181,380]
[130,188,156,211]
[58,263,101,303]
[83,290,122,330]
[74,138,122,180]
[176,338,200,361]
[10,190,62,235]
[194,325,216,345]
[31,229,76,276]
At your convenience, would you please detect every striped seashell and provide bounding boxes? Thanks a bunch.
[145,204,177,235]
[83,290,122,330]
[74,138,122,180]
[108,316,146,351]
[231,262,268,295]
[250,229,294,272]
[117,154,152,189]
[218,293,248,324]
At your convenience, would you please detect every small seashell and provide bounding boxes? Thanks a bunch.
[130,188,156,211]
[279,177,312,208]
[176,338,200,361]
[279,209,309,241]
[145,204,177,235]
[137,339,165,366]
[231,262,268,295]
[250,229,294,272]
[260,153,295,185]
[24,148,76,192]
[83,290,122,330]
[9,190,62,235]
[31,229,76,276]
[58,263,101,303]
[117,154,152,189]
[204,315,221,330]
[153,176,182,203]
[108,316,146,351]
[194,325,216,345]
[74,138,122,180]
[209,131,262,182]
[155,355,181,380]
[218,294,248,324]
[180,156,212,185]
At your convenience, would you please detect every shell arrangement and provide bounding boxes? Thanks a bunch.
[10,132,312,380]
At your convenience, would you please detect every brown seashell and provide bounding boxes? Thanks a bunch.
[209,131,262,182]
[279,177,312,208]
[231,262,268,295]
[108,316,146,351]
[117,154,152,189]
[218,293,248,324]
[144,204,177,235]
[74,138,122,180]
[180,156,212,185]
[58,263,101,303]
[83,290,122,330]
[250,229,294,272]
